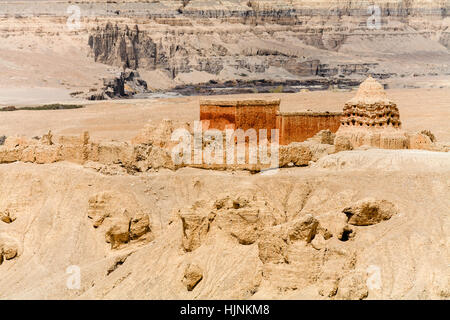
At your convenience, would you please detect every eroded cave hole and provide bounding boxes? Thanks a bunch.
[339,228,354,242]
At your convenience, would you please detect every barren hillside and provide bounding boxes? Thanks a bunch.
[0,150,449,299]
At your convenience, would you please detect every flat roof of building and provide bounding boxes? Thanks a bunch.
[200,99,281,107]
[277,111,342,117]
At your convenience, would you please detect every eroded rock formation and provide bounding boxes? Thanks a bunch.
[169,190,406,299]
[343,198,398,226]
[88,191,153,249]
[0,210,16,224]
[0,235,19,265]
[182,263,204,291]
[0,150,448,299]
[89,70,149,100]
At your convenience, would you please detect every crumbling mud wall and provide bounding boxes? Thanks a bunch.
[0,117,446,174]
[0,120,338,174]
[276,112,342,145]
[0,132,135,170]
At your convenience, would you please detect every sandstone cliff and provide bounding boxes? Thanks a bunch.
[1,0,448,95]
[84,0,450,91]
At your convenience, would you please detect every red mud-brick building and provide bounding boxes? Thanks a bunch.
[200,99,280,131]
[276,111,342,145]
[200,99,342,145]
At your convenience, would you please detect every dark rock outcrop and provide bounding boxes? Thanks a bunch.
[87,70,148,100]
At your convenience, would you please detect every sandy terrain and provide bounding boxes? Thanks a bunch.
[0,150,448,299]
[0,88,448,143]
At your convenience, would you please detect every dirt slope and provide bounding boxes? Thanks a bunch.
[0,149,448,299]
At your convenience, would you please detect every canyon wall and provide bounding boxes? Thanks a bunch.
[84,0,450,90]
[0,0,449,92]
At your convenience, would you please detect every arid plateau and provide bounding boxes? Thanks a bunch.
[0,0,449,300]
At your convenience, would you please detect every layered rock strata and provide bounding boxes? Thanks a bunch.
[82,1,450,89]
[0,1,449,92]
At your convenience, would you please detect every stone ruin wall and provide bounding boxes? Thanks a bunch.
[0,118,335,173]
[276,112,342,145]
[0,132,136,168]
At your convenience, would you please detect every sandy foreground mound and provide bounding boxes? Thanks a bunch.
[0,149,448,300]
[315,149,450,171]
